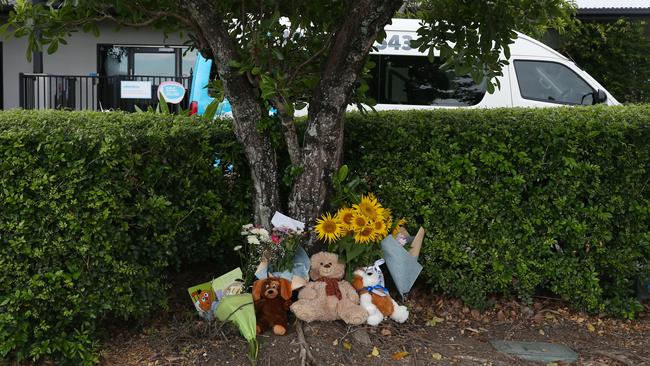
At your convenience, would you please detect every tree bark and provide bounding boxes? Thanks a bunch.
[288,0,403,231]
[186,0,281,228]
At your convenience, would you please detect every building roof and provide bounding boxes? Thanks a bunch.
[573,0,650,17]
[575,0,650,8]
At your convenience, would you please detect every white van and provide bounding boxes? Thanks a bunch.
[191,18,619,118]
[365,18,619,110]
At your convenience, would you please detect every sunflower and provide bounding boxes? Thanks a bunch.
[314,213,342,243]
[354,225,375,244]
[391,218,407,236]
[372,219,388,238]
[351,212,369,232]
[380,207,392,222]
[353,194,384,222]
[336,207,356,232]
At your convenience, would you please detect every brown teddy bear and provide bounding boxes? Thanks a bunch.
[252,277,292,335]
[290,252,367,325]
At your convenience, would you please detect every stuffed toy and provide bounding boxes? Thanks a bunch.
[252,277,292,335]
[352,259,409,326]
[290,252,367,325]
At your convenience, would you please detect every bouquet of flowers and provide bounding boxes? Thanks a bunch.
[314,193,405,279]
[268,226,305,274]
[237,217,307,286]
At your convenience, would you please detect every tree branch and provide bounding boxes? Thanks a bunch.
[287,35,332,87]
[185,0,281,228]
[272,97,301,167]
[288,0,403,226]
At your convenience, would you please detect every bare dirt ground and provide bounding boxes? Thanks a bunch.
[101,269,650,366]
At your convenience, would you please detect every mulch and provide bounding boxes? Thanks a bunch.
[100,268,650,366]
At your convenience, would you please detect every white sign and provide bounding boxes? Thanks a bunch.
[157,81,186,104]
[271,211,305,231]
[120,81,152,99]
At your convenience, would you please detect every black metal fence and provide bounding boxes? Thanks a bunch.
[19,73,192,112]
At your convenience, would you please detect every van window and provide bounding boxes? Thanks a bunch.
[514,60,594,105]
[368,55,487,106]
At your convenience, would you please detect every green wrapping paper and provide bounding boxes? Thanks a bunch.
[216,293,258,362]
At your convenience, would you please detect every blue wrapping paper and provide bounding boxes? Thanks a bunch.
[381,235,422,299]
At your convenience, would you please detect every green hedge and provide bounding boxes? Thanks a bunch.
[0,111,249,364]
[345,106,650,318]
[2,106,650,364]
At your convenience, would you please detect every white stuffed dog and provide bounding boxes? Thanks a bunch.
[352,259,409,326]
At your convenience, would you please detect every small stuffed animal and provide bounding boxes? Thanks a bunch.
[352,259,409,326]
[252,277,292,335]
[290,252,367,325]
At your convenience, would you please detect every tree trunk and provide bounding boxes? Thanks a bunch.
[288,0,403,234]
[186,0,281,228]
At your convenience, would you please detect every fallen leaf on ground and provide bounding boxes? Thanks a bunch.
[368,346,380,357]
[546,363,558,366]
[432,352,443,361]
[471,309,481,320]
[497,310,506,321]
[587,323,596,332]
[332,339,338,346]
[381,328,392,336]
[427,316,445,327]
[391,351,409,360]
[539,329,545,336]
[342,341,352,350]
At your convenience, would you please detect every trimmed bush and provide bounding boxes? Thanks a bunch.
[345,106,650,318]
[0,111,249,364]
[2,105,650,364]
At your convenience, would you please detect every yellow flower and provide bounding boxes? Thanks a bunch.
[354,225,375,244]
[351,213,369,232]
[353,194,384,222]
[391,218,407,236]
[381,207,392,222]
[372,219,388,238]
[336,207,356,231]
[314,213,342,243]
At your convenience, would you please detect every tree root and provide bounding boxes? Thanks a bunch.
[295,320,318,366]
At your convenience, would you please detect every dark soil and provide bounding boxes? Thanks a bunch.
[100,268,650,366]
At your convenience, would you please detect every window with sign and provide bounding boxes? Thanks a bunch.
[367,55,487,106]
[97,45,195,111]
[514,60,594,105]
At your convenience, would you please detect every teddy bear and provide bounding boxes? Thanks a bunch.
[352,259,409,326]
[252,277,292,335]
[290,252,368,325]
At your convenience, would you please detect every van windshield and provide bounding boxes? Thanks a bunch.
[367,55,487,106]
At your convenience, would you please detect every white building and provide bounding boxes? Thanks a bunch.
[1,2,195,111]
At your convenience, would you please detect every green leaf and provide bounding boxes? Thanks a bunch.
[203,98,220,120]
[0,22,11,36]
[158,92,169,114]
[46,40,59,54]
[337,165,349,183]
[486,81,495,94]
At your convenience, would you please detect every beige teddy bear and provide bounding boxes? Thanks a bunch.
[290,252,368,325]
